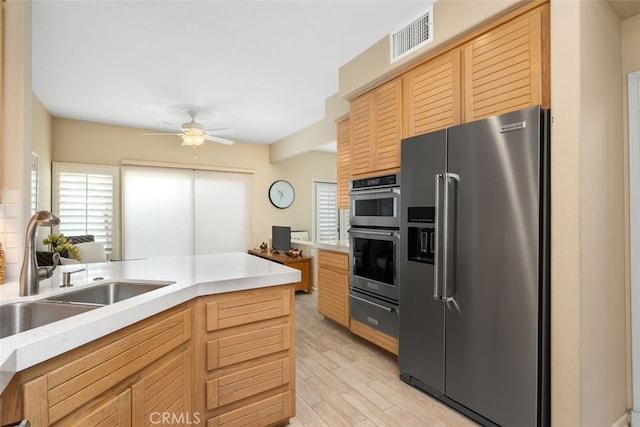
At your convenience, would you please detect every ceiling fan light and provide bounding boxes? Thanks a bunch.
[181,134,205,146]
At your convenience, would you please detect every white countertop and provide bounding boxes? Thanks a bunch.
[314,240,350,253]
[0,252,300,394]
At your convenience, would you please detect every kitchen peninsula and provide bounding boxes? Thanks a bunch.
[0,252,299,426]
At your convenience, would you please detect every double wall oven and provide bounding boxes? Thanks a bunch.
[348,173,400,338]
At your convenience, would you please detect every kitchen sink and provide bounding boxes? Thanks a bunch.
[45,281,171,306]
[0,301,97,339]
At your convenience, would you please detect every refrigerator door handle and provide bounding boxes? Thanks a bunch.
[434,174,444,300]
[442,172,459,302]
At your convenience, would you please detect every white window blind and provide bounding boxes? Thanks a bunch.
[53,163,120,258]
[314,181,338,242]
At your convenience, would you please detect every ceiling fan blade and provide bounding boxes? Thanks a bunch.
[205,127,233,136]
[142,132,181,136]
[205,135,235,145]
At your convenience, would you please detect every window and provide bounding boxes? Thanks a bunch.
[313,180,339,242]
[122,165,252,259]
[52,163,120,259]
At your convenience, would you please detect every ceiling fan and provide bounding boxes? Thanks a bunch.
[143,111,234,146]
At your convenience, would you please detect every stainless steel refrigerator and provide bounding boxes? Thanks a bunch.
[399,105,550,426]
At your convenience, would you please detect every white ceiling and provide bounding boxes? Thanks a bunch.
[32,0,429,148]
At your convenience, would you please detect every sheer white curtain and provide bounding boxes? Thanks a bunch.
[122,165,252,259]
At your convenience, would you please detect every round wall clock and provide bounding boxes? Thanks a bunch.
[269,180,295,209]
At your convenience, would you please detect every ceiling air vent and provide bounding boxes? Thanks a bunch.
[390,6,433,63]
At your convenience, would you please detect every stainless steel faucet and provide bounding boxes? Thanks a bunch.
[19,211,61,296]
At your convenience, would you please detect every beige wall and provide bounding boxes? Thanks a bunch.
[622,12,640,411]
[32,94,52,213]
[1,0,33,281]
[551,0,627,426]
[52,118,336,251]
[269,117,335,163]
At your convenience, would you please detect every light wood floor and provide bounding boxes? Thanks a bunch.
[288,291,478,427]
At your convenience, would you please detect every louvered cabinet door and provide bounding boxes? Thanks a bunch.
[463,4,549,121]
[317,249,349,327]
[131,349,192,427]
[374,78,403,171]
[336,117,350,209]
[404,49,462,137]
[350,93,374,176]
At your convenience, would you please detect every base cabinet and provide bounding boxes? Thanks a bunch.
[194,285,296,427]
[317,249,349,327]
[0,285,296,427]
[16,306,192,426]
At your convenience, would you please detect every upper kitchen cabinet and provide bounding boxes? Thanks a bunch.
[462,3,549,121]
[350,78,403,176]
[403,49,462,137]
[336,117,350,209]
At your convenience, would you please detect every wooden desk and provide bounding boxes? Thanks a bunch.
[248,249,312,293]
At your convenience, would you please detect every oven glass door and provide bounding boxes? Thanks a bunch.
[350,229,399,301]
[350,190,400,228]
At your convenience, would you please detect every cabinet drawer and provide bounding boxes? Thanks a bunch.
[318,250,349,270]
[207,358,291,410]
[349,293,398,338]
[207,391,294,427]
[207,324,292,370]
[207,288,291,331]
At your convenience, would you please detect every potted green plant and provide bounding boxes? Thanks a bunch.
[43,233,81,261]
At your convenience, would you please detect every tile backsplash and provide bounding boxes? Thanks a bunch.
[0,188,24,281]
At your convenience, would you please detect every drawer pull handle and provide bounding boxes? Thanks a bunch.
[349,294,394,313]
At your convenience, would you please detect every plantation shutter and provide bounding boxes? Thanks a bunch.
[315,181,338,242]
[53,163,120,258]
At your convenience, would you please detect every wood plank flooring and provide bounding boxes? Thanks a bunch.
[289,292,478,427]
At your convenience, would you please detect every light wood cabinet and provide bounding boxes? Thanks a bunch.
[131,349,192,426]
[350,78,402,176]
[345,3,549,182]
[336,117,350,209]
[247,249,311,293]
[462,4,549,121]
[1,285,297,427]
[77,388,132,427]
[350,319,398,356]
[13,306,192,426]
[317,249,350,327]
[194,285,296,426]
[403,49,462,137]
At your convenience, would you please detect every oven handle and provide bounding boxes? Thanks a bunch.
[347,228,399,238]
[349,293,394,313]
[349,187,400,196]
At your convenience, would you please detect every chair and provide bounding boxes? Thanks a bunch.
[74,241,107,263]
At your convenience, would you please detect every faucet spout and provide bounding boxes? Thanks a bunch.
[19,211,61,296]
